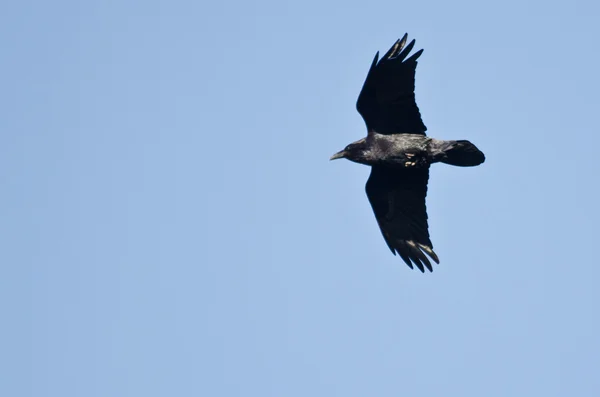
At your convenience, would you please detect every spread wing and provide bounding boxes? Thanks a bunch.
[356,34,427,135]
[365,166,439,272]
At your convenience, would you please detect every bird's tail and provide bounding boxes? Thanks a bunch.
[436,140,485,167]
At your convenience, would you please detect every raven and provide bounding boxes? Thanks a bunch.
[331,34,485,272]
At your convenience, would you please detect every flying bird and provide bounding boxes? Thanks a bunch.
[331,34,485,272]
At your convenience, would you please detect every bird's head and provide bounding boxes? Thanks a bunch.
[330,137,370,164]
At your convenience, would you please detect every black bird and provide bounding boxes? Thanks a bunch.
[331,34,485,272]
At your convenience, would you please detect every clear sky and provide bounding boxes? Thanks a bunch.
[2,0,600,396]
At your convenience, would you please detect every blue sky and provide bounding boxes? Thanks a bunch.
[2,0,600,396]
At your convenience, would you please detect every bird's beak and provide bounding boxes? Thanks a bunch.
[330,150,346,161]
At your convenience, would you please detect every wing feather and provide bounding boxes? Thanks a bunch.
[365,166,439,272]
[356,35,427,135]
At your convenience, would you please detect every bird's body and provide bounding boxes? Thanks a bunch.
[340,133,430,167]
[331,34,485,272]
[341,133,484,169]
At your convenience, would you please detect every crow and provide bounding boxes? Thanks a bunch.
[330,34,485,272]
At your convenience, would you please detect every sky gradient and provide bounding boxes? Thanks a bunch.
[2,0,600,396]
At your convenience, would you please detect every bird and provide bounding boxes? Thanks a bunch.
[330,34,485,272]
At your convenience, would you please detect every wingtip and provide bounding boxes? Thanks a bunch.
[399,33,408,47]
[397,249,413,270]
[392,241,439,272]
[394,39,416,62]
[391,35,408,59]
[382,40,399,60]
[406,48,424,63]
[413,258,426,272]
[382,34,424,64]
[408,240,433,272]
[418,243,439,264]
[373,51,380,65]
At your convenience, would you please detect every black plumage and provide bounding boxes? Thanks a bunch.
[331,34,485,272]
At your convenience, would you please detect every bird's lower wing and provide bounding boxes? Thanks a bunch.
[365,166,439,272]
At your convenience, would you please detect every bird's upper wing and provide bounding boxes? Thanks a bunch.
[356,34,427,135]
[365,166,439,272]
